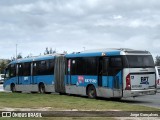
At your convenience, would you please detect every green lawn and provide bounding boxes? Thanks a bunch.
[0,92,159,111]
[0,92,159,120]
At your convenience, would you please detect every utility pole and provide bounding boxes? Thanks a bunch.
[16,44,17,60]
[83,47,85,51]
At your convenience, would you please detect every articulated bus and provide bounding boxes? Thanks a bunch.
[3,48,157,99]
[4,55,55,93]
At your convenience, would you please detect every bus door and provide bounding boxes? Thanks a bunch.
[109,57,123,97]
[17,64,23,84]
[67,59,71,85]
[22,62,31,85]
[16,64,19,84]
[98,57,110,88]
[30,62,34,84]
[98,57,104,87]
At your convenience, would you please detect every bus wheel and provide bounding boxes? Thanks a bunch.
[87,85,97,99]
[39,83,45,94]
[11,84,16,93]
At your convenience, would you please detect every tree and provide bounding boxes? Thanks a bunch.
[17,53,22,59]
[155,55,160,66]
[11,53,22,61]
[52,49,56,54]
[44,47,56,54]
[11,57,16,61]
[44,47,49,55]
[63,51,67,54]
[0,59,10,74]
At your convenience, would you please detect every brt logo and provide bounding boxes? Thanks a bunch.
[140,77,149,85]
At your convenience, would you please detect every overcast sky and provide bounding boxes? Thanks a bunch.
[0,0,160,59]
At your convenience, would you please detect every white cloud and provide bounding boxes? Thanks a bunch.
[129,20,143,28]
[0,0,160,59]
[13,4,34,12]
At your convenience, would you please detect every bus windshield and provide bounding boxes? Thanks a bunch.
[124,55,154,68]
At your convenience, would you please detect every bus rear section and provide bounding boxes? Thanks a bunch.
[122,54,156,97]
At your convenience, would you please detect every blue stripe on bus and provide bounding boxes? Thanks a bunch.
[3,75,54,87]
[32,75,54,85]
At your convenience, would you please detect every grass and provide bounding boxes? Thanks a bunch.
[0,92,160,120]
[0,92,159,111]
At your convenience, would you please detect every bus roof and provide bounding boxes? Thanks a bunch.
[66,48,150,58]
[10,54,56,64]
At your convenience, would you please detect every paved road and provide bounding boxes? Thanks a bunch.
[0,84,159,109]
[121,92,160,109]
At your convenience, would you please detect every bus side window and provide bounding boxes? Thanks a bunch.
[36,60,50,75]
[41,60,47,75]
[18,64,23,76]
[107,57,122,76]
[10,64,16,77]
[33,62,37,76]
[23,62,31,76]
[49,59,54,74]
[85,57,97,75]
[110,57,122,68]
[102,57,109,75]
[5,68,9,78]
[71,59,77,75]
[70,57,98,75]
[5,64,16,78]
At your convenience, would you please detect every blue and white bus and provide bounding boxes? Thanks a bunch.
[3,48,157,99]
[3,54,56,93]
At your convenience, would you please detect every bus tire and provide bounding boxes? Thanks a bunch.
[87,85,97,99]
[11,84,16,93]
[39,83,45,94]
